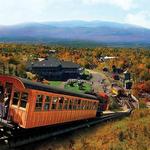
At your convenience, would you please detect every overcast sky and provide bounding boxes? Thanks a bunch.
[0,0,150,28]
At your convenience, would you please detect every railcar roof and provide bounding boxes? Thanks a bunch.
[19,78,98,100]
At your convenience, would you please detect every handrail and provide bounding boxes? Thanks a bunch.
[0,103,4,122]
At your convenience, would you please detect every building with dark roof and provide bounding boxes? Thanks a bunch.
[26,57,83,80]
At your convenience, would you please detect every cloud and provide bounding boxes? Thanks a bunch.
[0,0,147,26]
[125,11,150,28]
[82,0,135,10]
[0,0,58,24]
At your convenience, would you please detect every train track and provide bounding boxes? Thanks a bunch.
[116,95,137,110]
[0,111,131,150]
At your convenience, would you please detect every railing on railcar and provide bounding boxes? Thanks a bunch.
[0,95,5,122]
[0,101,14,128]
[0,86,10,125]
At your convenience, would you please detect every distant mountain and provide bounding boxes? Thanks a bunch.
[0,21,150,47]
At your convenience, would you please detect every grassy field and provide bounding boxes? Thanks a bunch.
[48,81,62,87]
[48,80,92,94]
[34,109,150,150]
[82,69,90,76]
[64,82,92,93]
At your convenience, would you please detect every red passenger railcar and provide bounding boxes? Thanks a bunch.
[0,75,102,129]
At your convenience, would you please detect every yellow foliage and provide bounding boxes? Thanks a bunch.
[32,109,150,150]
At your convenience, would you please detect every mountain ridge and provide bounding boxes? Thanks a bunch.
[0,20,150,47]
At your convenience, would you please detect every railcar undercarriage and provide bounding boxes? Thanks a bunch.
[0,110,131,150]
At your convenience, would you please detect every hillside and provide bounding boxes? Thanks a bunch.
[28,109,150,150]
[1,21,150,47]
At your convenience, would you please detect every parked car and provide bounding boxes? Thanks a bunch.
[112,74,120,80]
[103,67,109,72]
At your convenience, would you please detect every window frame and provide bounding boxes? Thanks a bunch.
[35,95,43,111]
[58,97,64,110]
[82,100,86,110]
[20,92,28,109]
[12,91,20,106]
[77,99,81,110]
[51,97,58,110]
[69,99,74,110]
[44,96,51,111]
[63,98,69,110]
[73,99,77,110]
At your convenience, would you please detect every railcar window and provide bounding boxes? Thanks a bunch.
[52,97,58,110]
[12,91,20,106]
[89,102,92,109]
[20,93,28,108]
[35,95,43,111]
[85,101,88,110]
[58,97,64,110]
[93,102,97,110]
[77,99,81,110]
[96,103,99,109]
[87,101,90,110]
[91,102,94,110]
[44,96,51,111]
[73,99,77,110]
[86,101,89,110]
[82,101,86,110]
[96,103,99,110]
[64,98,69,110]
[88,101,91,110]
[80,101,83,110]
[88,102,91,110]
[69,99,74,110]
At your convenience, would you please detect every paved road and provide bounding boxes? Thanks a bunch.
[88,70,111,94]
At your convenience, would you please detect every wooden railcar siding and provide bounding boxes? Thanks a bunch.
[26,89,98,128]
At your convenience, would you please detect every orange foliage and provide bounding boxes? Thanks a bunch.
[133,81,150,94]
[138,63,145,69]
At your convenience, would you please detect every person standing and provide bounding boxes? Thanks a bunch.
[4,93,9,119]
